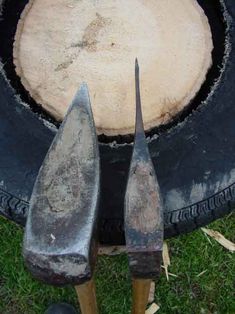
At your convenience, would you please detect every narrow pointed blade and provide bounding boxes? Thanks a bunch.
[124,60,164,279]
[24,84,100,285]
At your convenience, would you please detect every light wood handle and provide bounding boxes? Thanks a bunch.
[75,278,99,314]
[131,278,151,314]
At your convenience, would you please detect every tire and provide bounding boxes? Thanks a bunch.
[0,0,234,245]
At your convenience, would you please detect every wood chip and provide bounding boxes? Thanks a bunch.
[162,241,170,281]
[145,303,160,314]
[201,228,235,252]
[148,281,155,304]
[98,246,126,255]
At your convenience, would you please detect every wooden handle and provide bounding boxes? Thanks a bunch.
[131,278,151,314]
[75,278,99,314]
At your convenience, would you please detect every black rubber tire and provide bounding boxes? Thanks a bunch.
[0,0,234,245]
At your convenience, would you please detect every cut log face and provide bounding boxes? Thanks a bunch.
[14,0,213,136]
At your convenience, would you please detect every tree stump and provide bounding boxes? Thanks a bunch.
[14,0,213,136]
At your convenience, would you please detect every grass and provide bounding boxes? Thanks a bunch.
[0,213,234,314]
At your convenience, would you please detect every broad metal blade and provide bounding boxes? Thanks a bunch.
[124,60,164,279]
[23,84,100,285]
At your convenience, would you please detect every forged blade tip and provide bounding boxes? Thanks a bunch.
[134,59,145,140]
[80,81,89,93]
[135,58,139,78]
[135,57,139,67]
[75,82,90,105]
[69,82,93,118]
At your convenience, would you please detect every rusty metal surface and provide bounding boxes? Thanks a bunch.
[23,84,100,285]
[125,60,163,279]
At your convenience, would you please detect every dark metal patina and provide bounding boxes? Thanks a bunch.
[23,84,100,286]
[125,60,164,279]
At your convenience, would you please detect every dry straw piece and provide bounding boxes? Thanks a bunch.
[201,228,235,252]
